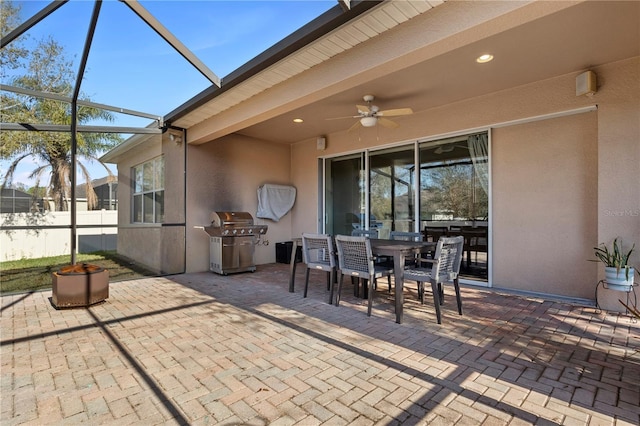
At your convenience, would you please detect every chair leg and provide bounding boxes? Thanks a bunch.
[352,276,358,297]
[454,278,463,315]
[326,272,331,291]
[438,283,444,305]
[418,282,424,304]
[387,275,391,293]
[367,279,374,316]
[431,281,442,324]
[336,274,345,306]
[303,268,311,298]
[328,270,335,305]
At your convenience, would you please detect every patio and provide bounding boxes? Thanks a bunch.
[1,263,638,425]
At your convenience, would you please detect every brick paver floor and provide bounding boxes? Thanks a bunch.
[1,263,639,425]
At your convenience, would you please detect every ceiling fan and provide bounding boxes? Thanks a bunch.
[328,95,413,131]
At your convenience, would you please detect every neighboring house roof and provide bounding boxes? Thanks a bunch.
[75,176,117,199]
[0,188,44,213]
[1,188,31,199]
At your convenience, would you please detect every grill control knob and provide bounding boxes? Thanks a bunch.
[233,229,237,235]
[240,229,245,234]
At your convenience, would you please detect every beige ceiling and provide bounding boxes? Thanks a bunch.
[175,0,640,145]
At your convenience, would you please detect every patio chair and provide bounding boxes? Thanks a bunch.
[461,226,488,267]
[423,226,448,243]
[403,236,464,324]
[423,226,449,259]
[352,228,391,291]
[334,235,394,316]
[301,233,337,304]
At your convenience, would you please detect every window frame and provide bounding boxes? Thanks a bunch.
[131,156,164,224]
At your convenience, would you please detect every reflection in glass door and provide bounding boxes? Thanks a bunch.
[322,131,489,283]
[324,153,364,236]
[419,133,489,281]
[369,146,416,238]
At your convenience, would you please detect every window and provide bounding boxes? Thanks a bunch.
[132,156,164,224]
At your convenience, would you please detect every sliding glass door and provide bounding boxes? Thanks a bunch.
[419,133,489,280]
[324,153,365,236]
[322,131,489,282]
[369,146,416,238]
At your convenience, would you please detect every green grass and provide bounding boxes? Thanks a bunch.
[0,251,156,294]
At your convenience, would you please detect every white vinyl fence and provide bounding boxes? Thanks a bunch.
[0,210,117,262]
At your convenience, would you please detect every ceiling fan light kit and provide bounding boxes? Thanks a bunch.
[360,116,378,127]
[329,94,414,131]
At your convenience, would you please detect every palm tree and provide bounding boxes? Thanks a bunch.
[0,36,121,211]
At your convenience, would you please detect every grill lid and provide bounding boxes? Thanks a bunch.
[211,211,254,227]
[203,211,268,237]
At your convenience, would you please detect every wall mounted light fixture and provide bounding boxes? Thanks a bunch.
[169,133,182,144]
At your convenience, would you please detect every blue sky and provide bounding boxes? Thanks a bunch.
[3,0,335,185]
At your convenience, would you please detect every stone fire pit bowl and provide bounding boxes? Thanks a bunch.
[52,263,109,308]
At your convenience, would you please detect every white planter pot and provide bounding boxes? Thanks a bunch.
[604,266,634,291]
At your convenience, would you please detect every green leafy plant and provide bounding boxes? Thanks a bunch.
[592,238,635,280]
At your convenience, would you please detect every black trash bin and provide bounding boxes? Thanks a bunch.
[276,241,302,263]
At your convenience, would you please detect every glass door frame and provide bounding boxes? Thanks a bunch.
[319,129,492,287]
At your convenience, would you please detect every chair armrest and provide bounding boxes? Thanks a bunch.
[417,258,437,266]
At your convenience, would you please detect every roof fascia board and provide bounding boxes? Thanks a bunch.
[163,0,384,124]
[338,0,351,12]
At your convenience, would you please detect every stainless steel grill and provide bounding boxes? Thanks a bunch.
[201,211,267,275]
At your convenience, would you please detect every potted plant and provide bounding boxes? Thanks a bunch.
[592,238,636,291]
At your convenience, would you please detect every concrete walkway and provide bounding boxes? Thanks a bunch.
[1,263,638,425]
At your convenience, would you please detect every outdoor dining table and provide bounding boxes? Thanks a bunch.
[288,236,436,324]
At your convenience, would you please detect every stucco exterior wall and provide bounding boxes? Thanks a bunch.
[291,57,639,300]
[492,113,597,298]
[115,133,186,274]
[185,134,292,273]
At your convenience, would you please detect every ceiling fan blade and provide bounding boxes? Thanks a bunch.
[356,104,370,114]
[378,117,399,129]
[347,120,362,132]
[326,115,359,120]
[377,107,413,117]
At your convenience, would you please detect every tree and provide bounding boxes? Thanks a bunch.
[1,2,122,211]
[424,162,488,221]
[0,1,28,80]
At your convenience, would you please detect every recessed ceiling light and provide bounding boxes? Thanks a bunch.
[476,54,493,63]
[293,118,304,123]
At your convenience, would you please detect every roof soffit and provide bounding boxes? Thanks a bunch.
[176,0,639,145]
[170,0,439,132]
[182,0,550,144]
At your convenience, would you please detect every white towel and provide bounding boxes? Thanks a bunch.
[256,184,296,222]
